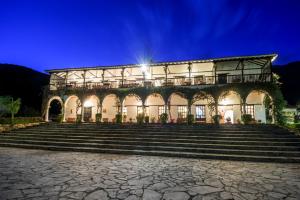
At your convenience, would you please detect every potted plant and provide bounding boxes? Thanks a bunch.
[145,116,150,124]
[76,114,82,123]
[115,113,122,124]
[212,115,221,125]
[187,114,195,125]
[136,113,145,125]
[160,113,168,124]
[95,113,102,123]
[129,117,133,123]
[241,114,252,125]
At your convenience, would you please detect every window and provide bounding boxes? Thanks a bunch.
[246,105,254,117]
[158,106,168,117]
[196,105,206,120]
[177,106,187,119]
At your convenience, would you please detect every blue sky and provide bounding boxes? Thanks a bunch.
[0,0,299,72]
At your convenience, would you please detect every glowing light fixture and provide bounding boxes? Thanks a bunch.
[140,64,148,72]
[83,100,93,107]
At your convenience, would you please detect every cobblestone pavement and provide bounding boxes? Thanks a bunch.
[0,148,299,200]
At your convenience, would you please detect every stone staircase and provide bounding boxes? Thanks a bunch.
[0,123,300,163]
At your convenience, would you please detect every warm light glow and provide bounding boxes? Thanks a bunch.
[83,100,93,107]
[220,98,231,105]
[141,64,148,72]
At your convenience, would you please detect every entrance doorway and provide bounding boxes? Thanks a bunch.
[84,107,92,122]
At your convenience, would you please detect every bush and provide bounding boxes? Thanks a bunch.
[212,115,221,125]
[241,114,252,124]
[115,114,122,123]
[0,117,43,124]
[160,113,168,124]
[136,113,144,125]
[187,114,195,125]
[95,113,102,123]
[144,116,149,124]
[76,114,82,123]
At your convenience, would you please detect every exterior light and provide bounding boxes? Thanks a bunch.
[83,100,93,107]
[141,64,148,72]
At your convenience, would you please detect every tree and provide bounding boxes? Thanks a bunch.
[0,96,21,124]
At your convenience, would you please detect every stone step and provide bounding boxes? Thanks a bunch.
[15,128,293,136]
[4,134,300,147]
[0,142,299,163]
[2,135,300,151]
[1,138,300,157]
[7,132,300,142]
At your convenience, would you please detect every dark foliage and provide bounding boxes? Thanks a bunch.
[273,62,300,106]
[0,64,49,116]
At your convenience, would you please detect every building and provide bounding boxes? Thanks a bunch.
[43,54,279,124]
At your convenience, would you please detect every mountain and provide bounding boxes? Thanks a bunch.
[273,62,300,106]
[0,64,49,116]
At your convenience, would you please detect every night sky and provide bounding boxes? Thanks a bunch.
[1,0,299,72]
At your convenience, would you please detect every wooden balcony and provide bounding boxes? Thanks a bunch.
[50,73,272,91]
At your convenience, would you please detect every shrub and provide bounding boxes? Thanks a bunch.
[241,114,252,124]
[144,116,149,124]
[136,113,144,125]
[160,113,168,124]
[187,114,195,125]
[76,114,82,123]
[212,115,221,125]
[95,113,102,123]
[115,113,122,124]
[0,117,43,124]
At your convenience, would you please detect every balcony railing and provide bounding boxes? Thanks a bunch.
[50,73,272,90]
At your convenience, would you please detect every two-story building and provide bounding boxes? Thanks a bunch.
[44,54,278,124]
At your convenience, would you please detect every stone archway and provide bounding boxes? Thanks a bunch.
[218,90,242,124]
[64,95,81,123]
[192,92,212,123]
[102,94,120,123]
[45,96,63,122]
[168,92,188,123]
[246,90,274,124]
[82,95,100,122]
[145,93,165,123]
[122,94,143,123]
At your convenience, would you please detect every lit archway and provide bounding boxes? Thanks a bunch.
[246,90,274,123]
[82,95,100,122]
[45,96,63,122]
[145,93,165,123]
[218,90,242,124]
[64,95,81,123]
[168,92,188,123]
[102,94,120,123]
[122,94,142,123]
[192,92,211,123]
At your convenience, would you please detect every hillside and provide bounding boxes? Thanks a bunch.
[273,62,300,106]
[0,64,49,116]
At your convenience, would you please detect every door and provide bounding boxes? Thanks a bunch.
[84,107,92,122]
[195,105,206,122]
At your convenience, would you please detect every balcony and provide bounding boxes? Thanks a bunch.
[50,73,272,91]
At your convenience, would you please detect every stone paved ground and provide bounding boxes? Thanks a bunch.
[0,148,299,200]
